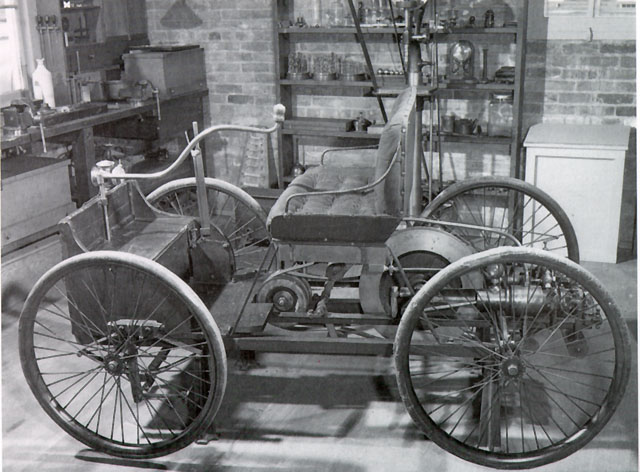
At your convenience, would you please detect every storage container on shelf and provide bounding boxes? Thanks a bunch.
[487,92,513,137]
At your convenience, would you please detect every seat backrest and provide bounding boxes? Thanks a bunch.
[373,87,416,217]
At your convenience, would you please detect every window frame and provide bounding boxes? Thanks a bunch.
[529,1,636,40]
[0,0,38,108]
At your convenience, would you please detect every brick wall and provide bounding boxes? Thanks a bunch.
[524,40,636,129]
[146,0,277,183]
[144,1,636,182]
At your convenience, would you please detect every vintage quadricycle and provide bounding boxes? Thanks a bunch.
[18,2,630,469]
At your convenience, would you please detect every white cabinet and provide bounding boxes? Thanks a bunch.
[524,123,631,263]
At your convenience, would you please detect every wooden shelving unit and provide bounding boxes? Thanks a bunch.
[273,1,529,184]
[430,2,529,180]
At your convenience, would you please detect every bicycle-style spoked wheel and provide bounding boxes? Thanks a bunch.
[147,177,271,277]
[19,251,227,458]
[421,177,580,262]
[394,247,630,469]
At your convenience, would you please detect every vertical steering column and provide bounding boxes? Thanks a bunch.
[189,121,212,237]
[400,1,426,217]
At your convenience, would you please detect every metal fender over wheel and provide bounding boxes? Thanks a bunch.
[359,226,477,315]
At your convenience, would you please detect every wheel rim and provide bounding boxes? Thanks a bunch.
[395,248,630,468]
[19,253,226,458]
[148,182,271,278]
[423,181,579,262]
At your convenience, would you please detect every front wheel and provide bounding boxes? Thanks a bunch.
[19,251,227,458]
[394,247,630,469]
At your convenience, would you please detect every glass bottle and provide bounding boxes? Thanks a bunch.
[310,0,323,27]
[326,0,345,26]
[488,93,513,137]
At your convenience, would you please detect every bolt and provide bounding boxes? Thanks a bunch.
[107,360,119,371]
[276,296,287,306]
[507,364,519,376]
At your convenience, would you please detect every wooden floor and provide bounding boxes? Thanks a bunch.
[2,239,638,472]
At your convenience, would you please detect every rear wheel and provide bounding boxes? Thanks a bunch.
[394,247,630,469]
[147,178,271,278]
[422,177,580,262]
[19,251,227,458]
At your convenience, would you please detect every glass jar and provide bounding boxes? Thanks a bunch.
[488,92,513,137]
[326,0,345,27]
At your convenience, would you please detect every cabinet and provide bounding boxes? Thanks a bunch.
[1,157,76,254]
[272,0,528,186]
[524,123,631,263]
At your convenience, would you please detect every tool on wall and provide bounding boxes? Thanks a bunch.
[35,15,60,75]
[44,16,53,66]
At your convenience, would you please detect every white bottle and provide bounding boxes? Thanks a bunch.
[32,58,56,108]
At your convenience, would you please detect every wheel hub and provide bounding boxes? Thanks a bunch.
[104,355,124,376]
[273,289,296,312]
[501,357,524,379]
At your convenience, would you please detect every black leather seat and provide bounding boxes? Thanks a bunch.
[268,87,416,244]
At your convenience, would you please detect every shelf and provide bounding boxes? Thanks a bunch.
[434,26,517,36]
[279,26,516,37]
[430,134,512,145]
[440,82,514,91]
[279,26,402,35]
[61,5,101,11]
[280,79,374,87]
[434,83,515,97]
[374,85,436,97]
[282,128,380,139]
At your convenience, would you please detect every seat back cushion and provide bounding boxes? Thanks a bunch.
[373,86,416,216]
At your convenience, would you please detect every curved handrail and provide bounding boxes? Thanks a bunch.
[320,145,378,165]
[93,104,285,183]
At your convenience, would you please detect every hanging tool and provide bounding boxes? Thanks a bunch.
[43,16,53,67]
[50,15,59,61]
[35,16,46,60]
[61,16,69,47]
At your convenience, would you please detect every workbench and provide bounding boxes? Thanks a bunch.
[1,88,208,254]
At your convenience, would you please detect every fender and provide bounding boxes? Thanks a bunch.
[359,226,478,315]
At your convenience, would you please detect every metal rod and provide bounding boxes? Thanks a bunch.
[409,97,423,216]
[346,0,387,123]
[39,122,47,152]
[387,0,406,77]
[191,121,211,236]
[154,89,161,120]
[428,95,434,202]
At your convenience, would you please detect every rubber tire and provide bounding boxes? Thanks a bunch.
[19,251,228,459]
[421,176,580,263]
[393,247,631,469]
